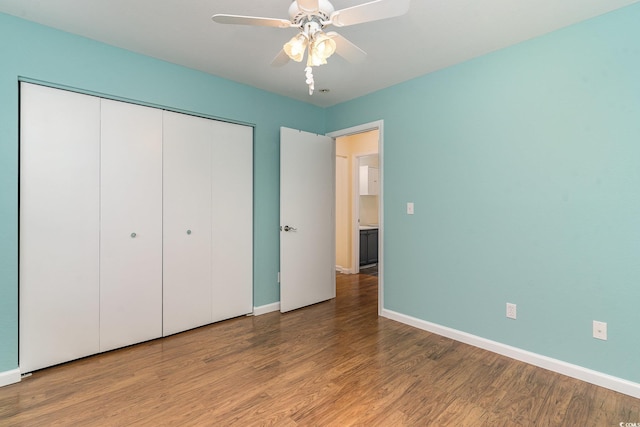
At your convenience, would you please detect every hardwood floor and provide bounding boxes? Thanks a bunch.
[1,271,638,426]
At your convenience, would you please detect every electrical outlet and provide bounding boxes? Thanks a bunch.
[506,303,517,320]
[593,320,607,340]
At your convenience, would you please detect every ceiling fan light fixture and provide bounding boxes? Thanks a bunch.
[212,0,412,95]
[284,33,308,62]
[307,32,336,66]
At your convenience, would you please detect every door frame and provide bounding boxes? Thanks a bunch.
[327,120,383,316]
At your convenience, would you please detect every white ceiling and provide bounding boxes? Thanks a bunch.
[0,0,637,107]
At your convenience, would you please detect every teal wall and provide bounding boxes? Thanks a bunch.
[0,13,325,372]
[327,4,640,382]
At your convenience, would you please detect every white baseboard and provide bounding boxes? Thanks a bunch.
[335,265,354,274]
[253,302,280,316]
[382,309,640,399]
[0,368,21,388]
[360,263,377,269]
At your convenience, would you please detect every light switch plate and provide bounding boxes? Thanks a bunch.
[407,202,414,215]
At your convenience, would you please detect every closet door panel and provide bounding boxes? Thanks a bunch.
[100,99,163,352]
[211,122,253,322]
[162,111,213,336]
[19,83,100,372]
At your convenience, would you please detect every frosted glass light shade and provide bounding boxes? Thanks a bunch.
[307,33,336,66]
[284,33,308,62]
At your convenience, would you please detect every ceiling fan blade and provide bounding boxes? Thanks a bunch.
[211,14,293,28]
[327,32,367,63]
[271,49,291,67]
[296,0,320,13]
[330,0,410,27]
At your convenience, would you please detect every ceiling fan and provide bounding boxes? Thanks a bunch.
[212,0,411,95]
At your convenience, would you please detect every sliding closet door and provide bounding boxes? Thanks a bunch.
[100,99,163,352]
[162,111,213,336]
[19,83,100,372]
[211,122,253,322]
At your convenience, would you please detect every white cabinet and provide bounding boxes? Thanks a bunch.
[359,165,379,196]
[19,83,101,373]
[100,100,163,351]
[162,111,214,336]
[19,84,253,372]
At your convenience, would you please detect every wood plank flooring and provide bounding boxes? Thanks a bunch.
[1,270,639,426]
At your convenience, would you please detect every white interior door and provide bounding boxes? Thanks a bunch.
[100,99,163,352]
[19,83,101,373]
[280,127,335,312]
[162,111,213,336]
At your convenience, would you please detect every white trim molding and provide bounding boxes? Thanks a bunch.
[253,302,280,316]
[336,265,353,274]
[0,368,21,388]
[382,309,640,399]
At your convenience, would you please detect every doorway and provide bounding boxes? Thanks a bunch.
[329,121,383,314]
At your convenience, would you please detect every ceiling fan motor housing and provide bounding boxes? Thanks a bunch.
[289,0,335,25]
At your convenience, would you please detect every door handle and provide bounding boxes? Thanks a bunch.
[282,225,297,232]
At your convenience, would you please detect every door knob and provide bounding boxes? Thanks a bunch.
[130,232,137,238]
[187,229,192,235]
[283,225,297,232]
